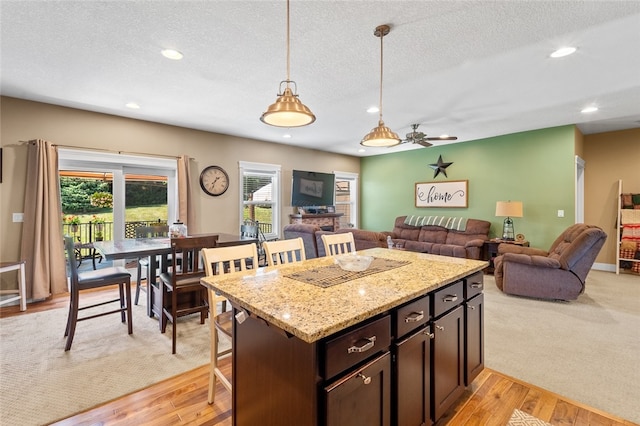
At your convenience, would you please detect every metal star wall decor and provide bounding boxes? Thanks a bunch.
[428,155,453,178]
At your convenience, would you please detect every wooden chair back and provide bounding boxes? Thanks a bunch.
[169,235,220,281]
[321,232,356,256]
[263,238,306,266]
[202,243,259,277]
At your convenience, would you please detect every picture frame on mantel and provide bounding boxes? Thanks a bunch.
[415,180,468,208]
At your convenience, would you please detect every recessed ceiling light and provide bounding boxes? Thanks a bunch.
[550,47,577,58]
[581,105,598,113]
[283,134,292,139]
[125,102,140,109]
[161,49,183,60]
[366,106,379,114]
[358,148,366,153]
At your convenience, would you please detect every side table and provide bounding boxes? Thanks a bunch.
[482,239,530,274]
[0,261,27,311]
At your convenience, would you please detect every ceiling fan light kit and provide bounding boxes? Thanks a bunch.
[260,0,315,128]
[361,24,401,148]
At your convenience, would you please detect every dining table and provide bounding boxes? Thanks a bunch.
[93,232,258,319]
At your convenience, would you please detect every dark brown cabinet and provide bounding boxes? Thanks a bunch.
[394,325,433,426]
[230,270,483,426]
[465,293,484,386]
[432,305,465,421]
[325,352,391,426]
[464,271,484,386]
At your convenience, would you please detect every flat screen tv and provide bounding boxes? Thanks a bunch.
[291,170,335,207]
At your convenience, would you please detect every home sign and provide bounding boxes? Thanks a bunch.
[415,180,468,208]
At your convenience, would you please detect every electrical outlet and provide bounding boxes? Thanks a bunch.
[12,213,24,222]
[557,210,565,218]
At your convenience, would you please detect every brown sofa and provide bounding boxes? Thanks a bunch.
[493,223,607,301]
[283,223,321,259]
[313,215,491,259]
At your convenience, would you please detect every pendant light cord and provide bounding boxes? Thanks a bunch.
[378,29,384,122]
[286,0,291,82]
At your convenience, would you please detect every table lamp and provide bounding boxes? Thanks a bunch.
[495,201,523,241]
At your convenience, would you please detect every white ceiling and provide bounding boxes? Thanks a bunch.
[1,1,639,157]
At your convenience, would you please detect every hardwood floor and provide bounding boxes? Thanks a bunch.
[3,288,637,426]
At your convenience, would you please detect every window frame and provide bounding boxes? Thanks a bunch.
[238,161,281,240]
[333,171,359,229]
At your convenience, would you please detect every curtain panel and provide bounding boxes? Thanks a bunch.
[20,140,67,299]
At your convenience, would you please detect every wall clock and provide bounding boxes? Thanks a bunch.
[199,165,229,196]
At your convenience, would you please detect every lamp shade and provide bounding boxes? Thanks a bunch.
[360,120,401,147]
[260,86,316,127]
[495,201,523,218]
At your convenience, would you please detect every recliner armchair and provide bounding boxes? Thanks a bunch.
[493,224,607,301]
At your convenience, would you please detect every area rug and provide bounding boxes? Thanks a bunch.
[0,302,228,425]
[508,409,552,426]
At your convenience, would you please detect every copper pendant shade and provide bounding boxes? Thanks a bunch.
[361,24,400,147]
[260,0,315,128]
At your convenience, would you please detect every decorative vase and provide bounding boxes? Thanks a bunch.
[70,224,78,233]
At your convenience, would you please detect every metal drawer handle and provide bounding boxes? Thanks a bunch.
[404,310,424,323]
[443,294,458,303]
[470,282,483,289]
[423,329,435,339]
[468,305,476,310]
[357,373,372,385]
[436,325,444,331]
[348,336,376,354]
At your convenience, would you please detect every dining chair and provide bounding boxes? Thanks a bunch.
[201,243,258,404]
[134,225,169,306]
[240,219,266,265]
[63,235,133,351]
[263,237,306,266]
[159,234,219,354]
[321,232,356,256]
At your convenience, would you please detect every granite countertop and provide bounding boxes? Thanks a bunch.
[201,247,487,343]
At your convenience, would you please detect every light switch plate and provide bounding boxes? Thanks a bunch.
[12,213,24,222]
[557,210,565,218]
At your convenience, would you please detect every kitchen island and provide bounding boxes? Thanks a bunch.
[201,247,487,426]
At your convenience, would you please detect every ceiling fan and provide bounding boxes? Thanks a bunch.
[401,124,457,147]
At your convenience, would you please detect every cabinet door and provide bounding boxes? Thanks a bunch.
[432,305,464,421]
[465,293,484,386]
[395,326,433,426]
[325,352,391,426]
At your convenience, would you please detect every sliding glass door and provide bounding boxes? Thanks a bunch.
[58,149,177,241]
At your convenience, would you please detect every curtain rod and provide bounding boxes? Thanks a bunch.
[20,141,194,161]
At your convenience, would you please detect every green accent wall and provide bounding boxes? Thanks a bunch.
[361,125,577,250]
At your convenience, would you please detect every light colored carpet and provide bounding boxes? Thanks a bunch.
[484,270,640,424]
[0,302,228,426]
[508,408,552,426]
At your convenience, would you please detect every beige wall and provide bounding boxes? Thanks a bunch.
[0,96,359,264]
[583,128,640,265]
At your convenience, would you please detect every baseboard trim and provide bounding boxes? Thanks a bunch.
[592,262,616,272]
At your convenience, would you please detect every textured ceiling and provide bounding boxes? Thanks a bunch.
[1,1,639,157]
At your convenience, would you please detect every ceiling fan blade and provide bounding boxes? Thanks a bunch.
[425,136,458,141]
[416,140,433,148]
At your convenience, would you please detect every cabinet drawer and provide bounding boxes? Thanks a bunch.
[464,271,484,300]
[395,294,430,339]
[324,315,391,380]
[432,281,464,318]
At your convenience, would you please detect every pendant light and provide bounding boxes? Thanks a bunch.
[260,0,315,127]
[361,24,400,147]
